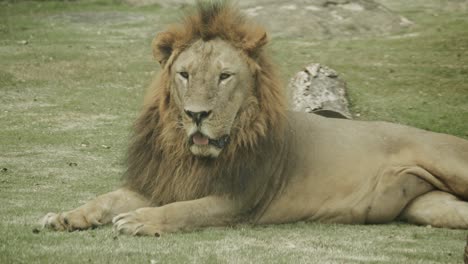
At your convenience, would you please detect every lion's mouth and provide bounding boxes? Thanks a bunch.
[190,132,230,149]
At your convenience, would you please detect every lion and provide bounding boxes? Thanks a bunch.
[42,1,468,236]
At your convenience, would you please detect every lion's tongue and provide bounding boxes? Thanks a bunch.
[193,133,209,145]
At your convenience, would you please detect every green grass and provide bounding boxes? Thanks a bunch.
[272,8,468,137]
[1,1,467,263]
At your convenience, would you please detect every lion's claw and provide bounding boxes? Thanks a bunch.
[41,209,103,232]
[112,210,163,237]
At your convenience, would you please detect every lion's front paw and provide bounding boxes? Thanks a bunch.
[41,208,103,232]
[112,208,164,237]
[41,212,67,231]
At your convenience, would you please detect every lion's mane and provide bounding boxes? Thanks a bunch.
[123,1,289,220]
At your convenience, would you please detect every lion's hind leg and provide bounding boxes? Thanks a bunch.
[42,188,150,232]
[414,132,468,199]
[399,191,468,229]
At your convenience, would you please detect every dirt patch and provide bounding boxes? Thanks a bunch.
[53,12,147,25]
[126,0,413,38]
[48,113,119,132]
[49,12,162,39]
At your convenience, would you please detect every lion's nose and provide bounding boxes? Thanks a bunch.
[184,109,212,126]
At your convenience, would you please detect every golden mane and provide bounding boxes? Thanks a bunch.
[123,1,288,221]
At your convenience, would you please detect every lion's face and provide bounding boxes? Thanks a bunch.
[170,39,255,158]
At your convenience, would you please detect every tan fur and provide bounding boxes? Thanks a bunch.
[42,1,468,235]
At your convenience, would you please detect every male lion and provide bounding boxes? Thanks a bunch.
[42,2,468,236]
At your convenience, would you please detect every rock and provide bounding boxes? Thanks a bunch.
[289,63,352,119]
[240,0,413,38]
[80,140,90,147]
[126,0,414,39]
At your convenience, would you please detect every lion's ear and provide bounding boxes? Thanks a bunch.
[242,28,268,57]
[152,31,176,66]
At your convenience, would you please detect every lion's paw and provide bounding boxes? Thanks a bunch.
[41,212,67,231]
[41,209,102,232]
[112,209,163,237]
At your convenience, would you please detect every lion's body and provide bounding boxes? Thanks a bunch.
[42,1,468,235]
[259,112,468,227]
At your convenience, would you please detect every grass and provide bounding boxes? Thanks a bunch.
[0,1,467,263]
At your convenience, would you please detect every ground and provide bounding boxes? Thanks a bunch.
[0,0,467,263]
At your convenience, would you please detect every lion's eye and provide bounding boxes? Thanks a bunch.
[179,72,189,79]
[219,73,231,81]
